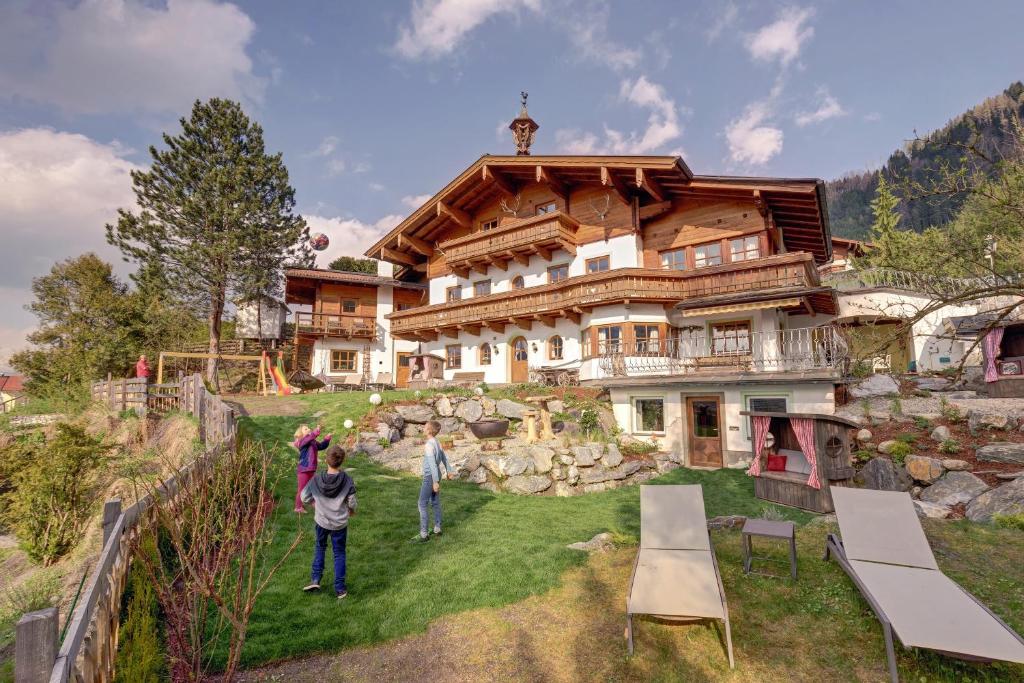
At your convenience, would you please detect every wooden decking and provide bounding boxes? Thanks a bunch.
[388,252,821,340]
[440,211,580,276]
[293,312,376,340]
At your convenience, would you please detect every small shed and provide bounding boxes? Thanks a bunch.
[740,410,859,513]
[235,296,290,340]
[407,353,446,390]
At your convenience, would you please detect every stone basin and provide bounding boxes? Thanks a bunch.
[467,419,510,439]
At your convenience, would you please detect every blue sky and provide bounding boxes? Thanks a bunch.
[2,0,1023,370]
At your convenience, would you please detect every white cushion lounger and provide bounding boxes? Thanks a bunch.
[825,487,1024,682]
[625,484,734,668]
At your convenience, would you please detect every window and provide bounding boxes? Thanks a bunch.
[710,321,751,356]
[479,343,492,365]
[586,255,610,273]
[446,345,462,369]
[597,325,622,354]
[511,275,525,289]
[330,350,357,372]
[634,324,661,354]
[633,398,665,433]
[548,335,563,360]
[396,302,416,311]
[745,396,787,439]
[481,218,498,231]
[694,242,722,268]
[342,299,357,314]
[730,236,760,262]
[446,286,461,302]
[660,249,686,271]
[536,201,557,215]
[473,280,491,297]
[547,264,569,283]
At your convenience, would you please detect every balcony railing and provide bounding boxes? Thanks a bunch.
[595,326,847,378]
[389,253,821,338]
[294,312,376,339]
[823,267,1023,297]
[438,211,581,274]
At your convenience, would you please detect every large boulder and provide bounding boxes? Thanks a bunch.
[481,455,531,478]
[395,404,436,424]
[913,500,952,519]
[567,532,613,552]
[968,410,1014,432]
[976,442,1024,465]
[566,464,580,485]
[856,457,912,492]
[930,425,951,442]
[849,374,900,398]
[548,399,565,414]
[966,477,1024,522]
[496,399,530,420]
[904,455,945,485]
[572,446,596,467]
[376,422,401,444]
[468,466,488,484]
[620,460,644,477]
[378,411,405,429]
[919,471,989,506]
[435,396,455,417]
[554,481,576,497]
[455,399,484,423]
[941,459,970,471]
[579,465,629,485]
[877,440,898,455]
[530,446,555,474]
[603,444,624,468]
[480,397,496,416]
[505,475,552,494]
[914,376,952,392]
[856,428,873,442]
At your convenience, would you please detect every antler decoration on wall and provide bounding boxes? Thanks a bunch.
[588,192,612,221]
[499,193,523,217]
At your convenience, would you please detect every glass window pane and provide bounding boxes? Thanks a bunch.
[635,399,664,432]
[692,400,719,437]
[660,249,686,270]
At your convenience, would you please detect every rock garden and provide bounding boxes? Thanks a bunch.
[352,390,677,496]
[840,373,1024,524]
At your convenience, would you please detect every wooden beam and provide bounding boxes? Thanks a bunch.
[483,320,506,333]
[471,261,489,275]
[418,331,438,342]
[534,314,557,328]
[436,201,471,229]
[536,165,568,200]
[558,239,576,255]
[511,317,533,331]
[482,165,516,197]
[635,168,665,202]
[753,190,768,218]
[380,247,418,266]
[399,233,435,257]
[437,327,459,340]
[510,251,530,266]
[638,200,672,221]
[531,245,552,261]
[457,324,481,336]
[565,310,581,324]
[487,255,508,271]
[453,266,470,278]
[601,166,631,205]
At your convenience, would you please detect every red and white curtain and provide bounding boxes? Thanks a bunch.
[983,327,1004,383]
[791,417,820,489]
[747,415,771,477]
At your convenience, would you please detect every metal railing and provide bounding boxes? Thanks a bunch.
[823,267,1023,297]
[596,325,848,378]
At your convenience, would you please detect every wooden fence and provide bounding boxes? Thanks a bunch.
[15,374,237,683]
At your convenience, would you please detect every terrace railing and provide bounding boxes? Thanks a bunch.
[596,325,847,378]
[823,267,1024,298]
[294,312,376,339]
[438,211,581,274]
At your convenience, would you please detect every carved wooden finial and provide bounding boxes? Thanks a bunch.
[510,91,539,156]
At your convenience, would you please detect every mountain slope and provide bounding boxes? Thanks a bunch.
[827,82,1024,239]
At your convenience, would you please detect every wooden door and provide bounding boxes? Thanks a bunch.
[396,352,411,388]
[687,396,723,468]
[510,337,529,383]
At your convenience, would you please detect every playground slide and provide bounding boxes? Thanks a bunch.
[266,351,291,396]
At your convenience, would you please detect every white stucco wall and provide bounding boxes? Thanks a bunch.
[610,382,834,466]
[235,299,287,339]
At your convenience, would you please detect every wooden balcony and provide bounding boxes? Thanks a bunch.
[439,211,581,276]
[389,253,823,340]
[294,312,376,340]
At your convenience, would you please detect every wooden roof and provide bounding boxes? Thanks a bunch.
[365,154,833,265]
[284,267,426,306]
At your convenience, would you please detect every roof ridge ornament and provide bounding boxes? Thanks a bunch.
[509,91,539,156]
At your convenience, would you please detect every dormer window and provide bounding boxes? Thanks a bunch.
[535,201,557,215]
[481,218,498,231]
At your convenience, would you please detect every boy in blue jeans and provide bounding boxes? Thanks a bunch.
[301,445,357,599]
[417,420,452,542]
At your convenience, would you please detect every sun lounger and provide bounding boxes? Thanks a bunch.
[625,484,734,668]
[825,487,1024,682]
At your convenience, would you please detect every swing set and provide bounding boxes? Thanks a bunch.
[155,350,292,395]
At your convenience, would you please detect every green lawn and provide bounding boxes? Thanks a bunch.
[234,391,808,667]
[232,391,1023,682]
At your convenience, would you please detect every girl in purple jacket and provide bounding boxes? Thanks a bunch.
[292,424,332,513]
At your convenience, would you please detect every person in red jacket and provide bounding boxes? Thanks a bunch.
[135,354,150,380]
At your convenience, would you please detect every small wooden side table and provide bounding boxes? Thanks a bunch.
[525,395,557,440]
[741,518,797,580]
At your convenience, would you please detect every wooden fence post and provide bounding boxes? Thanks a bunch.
[102,499,122,546]
[106,373,113,409]
[15,607,57,683]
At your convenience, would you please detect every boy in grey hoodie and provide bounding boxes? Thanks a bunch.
[301,445,357,599]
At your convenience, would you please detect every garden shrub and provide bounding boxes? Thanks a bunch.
[0,572,60,653]
[578,408,599,434]
[620,439,658,457]
[993,513,1024,531]
[2,423,112,565]
[888,441,912,466]
[939,439,962,454]
[889,395,903,417]
[896,433,916,445]
[114,538,164,683]
[853,449,874,465]
[912,416,933,430]
[939,397,964,423]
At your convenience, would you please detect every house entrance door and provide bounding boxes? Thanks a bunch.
[510,337,529,383]
[687,396,723,468]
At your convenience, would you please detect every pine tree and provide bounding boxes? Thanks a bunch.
[863,175,906,268]
[107,99,311,388]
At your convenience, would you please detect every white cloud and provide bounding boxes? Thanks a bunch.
[555,76,682,155]
[368,182,386,192]
[0,127,141,363]
[306,136,339,158]
[745,6,815,67]
[706,2,738,43]
[863,112,882,122]
[326,159,347,176]
[394,0,542,60]
[725,100,784,165]
[306,214,405,268]
[795,89,846,126]
[402,194,434,209]
[0,0,264,114]
[562,1,641,72]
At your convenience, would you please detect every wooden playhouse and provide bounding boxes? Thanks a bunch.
[739,411,859,513]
